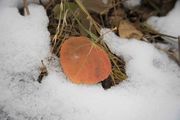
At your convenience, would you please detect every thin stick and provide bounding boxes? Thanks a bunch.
[178,36,180,65]
[75,0,101,34]
[23,0,30,15]
[158,33,178,40]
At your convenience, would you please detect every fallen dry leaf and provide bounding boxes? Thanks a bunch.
[60,36,112,84]
[118,20,143,39]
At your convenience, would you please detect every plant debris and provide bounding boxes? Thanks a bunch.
[118,19,143,39]
[46,0,179,89]
[37,60,48,83]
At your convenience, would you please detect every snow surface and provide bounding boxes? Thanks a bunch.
[123,0,141,8]
[0,1,180,120]
[0,0,49,8]
[147,0,180,39]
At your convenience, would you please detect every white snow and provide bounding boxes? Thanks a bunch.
[0,2,50,120]
[0,0,49,8]
[147,0,180,38]
[102,0,108,5]
[0,0,180,120]
[101,28,180,120]
[123,0,141,8]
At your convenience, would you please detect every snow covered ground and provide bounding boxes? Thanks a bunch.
[147,0,180,38]
[0,0,180,120]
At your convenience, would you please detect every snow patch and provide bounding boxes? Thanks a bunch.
[0,0,180,120]
[0,3,50,120]
[0,0,49,8]
[147,0,180,38]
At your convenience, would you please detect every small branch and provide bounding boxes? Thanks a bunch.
[178,36,180,65]
[37,60,48,83]
[158,33,178,40]
[23,0,30,16]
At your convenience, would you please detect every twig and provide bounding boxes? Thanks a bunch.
[37,60,48,83]
[178,36,180,65]
[23,0,30,15]
[158,33,178,40]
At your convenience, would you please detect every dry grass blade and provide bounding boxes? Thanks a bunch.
[50,1,79,56]
[75,0,101,34]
